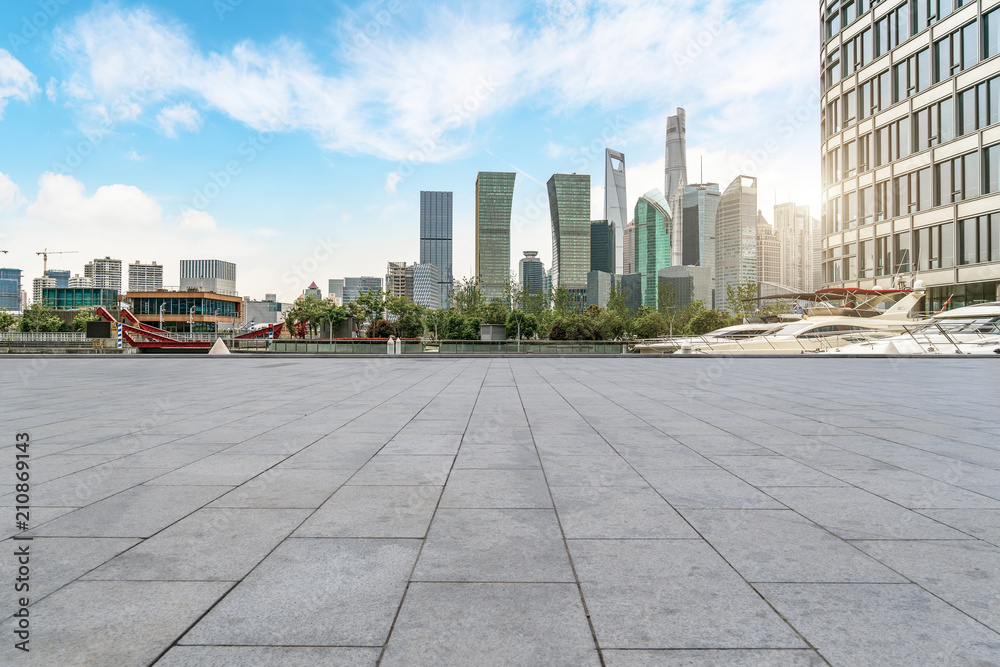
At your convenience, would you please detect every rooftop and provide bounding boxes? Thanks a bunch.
[2,358,998,665]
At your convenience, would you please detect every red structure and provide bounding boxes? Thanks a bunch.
[95,307,282,349]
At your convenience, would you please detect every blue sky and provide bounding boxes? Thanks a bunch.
[0,0,817,302]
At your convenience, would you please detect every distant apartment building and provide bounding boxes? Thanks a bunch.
[420,191,454,308]
[386,262,414,300]
[587,270,615,309]
[820,0,1000,309]
[756,212,782,292]
[179,259,236,295]
[45,269,70,288]
[519,251,546,296]
[32,277,56,306]
[328,279,345,306]
[128,261,163,292]
[0,268,22,311]
[413,263,440,309]
[475,172,516,301]
[605,149,627,272]
[590,220,615,274]
[715,176,758,312]
[83,257,123,293]
[623,221,636,275]
[634,189,672,309]
[244,294,292,326]
[68,274,93,288]
[548,173,591,299]
[343,277,383,304]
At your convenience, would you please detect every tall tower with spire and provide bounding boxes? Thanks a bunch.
[665,108,688,201]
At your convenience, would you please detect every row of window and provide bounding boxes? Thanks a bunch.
[824,10,1000,132]
[823,213,999,282]
[825,0,974,47]
[823,143,1000,233]
[824,73,1000,184]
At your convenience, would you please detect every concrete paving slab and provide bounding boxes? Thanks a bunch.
[644,469,785,509]
[915,508,1000,545]
[601,649,827,665]
[156,646,381,666]
[381,583,599,666]
[181,538,419,646]
[440,468,552,508]
[570,539,806,649]
[551,486,697,539]
[542,455,649,487]
[758,582,1000,666]
[294,485,441,538]
[454,444,540,469]
[209,468,352,508]
[347,455,454,486]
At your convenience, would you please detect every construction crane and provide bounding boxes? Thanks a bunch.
[36,249,78,275]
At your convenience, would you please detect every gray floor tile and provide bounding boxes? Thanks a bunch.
[543,455,648,487]
[413,509,573,582]
[758,583,1000,666]
[570,539,805,649]
[381,583,599,666]
[32,485,232,538]
[294,485,441,538]
[84,508,308,581]
[347,455,454,486]
[380,433,464,455]
[644,469,784,509]
[181,538,419,646]
[551,486,696,539]
[601,649,826,666]
[853,539,1000,631]
[454,444,541,469]
[145,454,285,486]
[916,508,1000,545]
[683,509,906,583]
[836,469,1000,509]
[0,580,231,666]
[440,468,552,508]
[156,646,381,666]
[710,455,848,487]
[209,468,352,508]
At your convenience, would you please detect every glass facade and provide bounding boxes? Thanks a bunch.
[821,0,1000,305]
[419,191,453,308]
[132,295,239,318]
[605,149,627,272]
[45,270,70,288]
[548,173,591,292]
[715,176,758,312]
[412,263,440,309]
[681,183,721,271]
[41,287,118,311]
[633,189,672,309]
[179,259,236,295]
[343,277,383,304]
[519,251,546,296]
[590,220,615,274]
[0,268,22,311]
[475,172,516,301]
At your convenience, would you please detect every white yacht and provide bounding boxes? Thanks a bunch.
[684,287,927,355]
[830,302,1000,355]
[633,322,788,354]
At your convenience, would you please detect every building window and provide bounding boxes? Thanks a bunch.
[986,144,1000,194]
[893,169,930,215]
[860,239,875,278]
[895,49,930,102]
[843,89,857,128]
[859,133,872,172]
[845,190,859,228]
[845,140,857,177]
[894,231,911,273]
[875,180,889,221]
[936,151,980,205]
[876,235,891,276]
[986,7,1000,60]
[860,185,875,225]
[957,214,1000,264]
[935,22,978,83]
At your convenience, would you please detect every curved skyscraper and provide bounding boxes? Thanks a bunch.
[665,108,688,201]
[475,172,516,301]
[548,173,591,296]
[604,149,627,273]
[634,189,672,309]
[715,176,758,312]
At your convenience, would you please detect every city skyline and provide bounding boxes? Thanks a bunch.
[0,1,818,303]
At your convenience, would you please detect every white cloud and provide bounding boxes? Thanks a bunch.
[384,171,402,194]
[0,172,25,214]
[157,102,201,137]
[0,49,39,118]
[177,208,217,234]
[27,172,161,229]
[125,148,148,161]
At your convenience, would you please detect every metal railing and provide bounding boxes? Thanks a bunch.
[0,332,87,342]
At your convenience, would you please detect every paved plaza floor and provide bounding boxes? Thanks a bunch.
[1,356,999,666]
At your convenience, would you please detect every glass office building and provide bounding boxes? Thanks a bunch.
[682,183,721,271]
[519,251,546,296]
[605,149,628,272]
[548,173,591,296]
[420,191,453,308]
[41,287,119,311]
[821,0,1000,310]
[475,173,516,301]
[715,176,758,312]
[634,189,672,309]
[0,268,22,311]
[591,220,615,274]
[343,277,383,304]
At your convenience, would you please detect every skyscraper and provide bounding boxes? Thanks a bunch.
[623,221,636,275]
[756,212,781,292]
[665,108,688,201]
[343,277,383,304]
[634,189,672,309]
[821,0,1000,309]
[412,263,440,309]
[605,149,627,273]
[475,172,516,301]
[773,202,813,292]
[548,174,591,297]
[386,262,414,300]
[328,279,344,305]
[128,261,163,292]
[682,183,721,273]
[519,251,546,296]
[179,259,236,295]
[420,191,453,308]
[715,176,758,312]
[0,268,22,311]
[590,220,615,274]
[83,257,123,292]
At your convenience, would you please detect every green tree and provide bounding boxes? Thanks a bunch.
[18,303,65,332]
[0,309,18,333]
[506,310,538,339]
[72,308,100,332]
[348,289,387,335]
[548,314,595,341]
[452,277,484,317]
[369,319,395,338]
[424,308,447,339]
[552,285,577,315]
[594,309,627,340]
[385,295,426,338]
[324,301,349,337]
[688,309,735,335]
[725,279,759,321]
[480,300,509,325]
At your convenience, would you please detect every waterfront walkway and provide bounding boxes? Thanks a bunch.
[1,357,998,666]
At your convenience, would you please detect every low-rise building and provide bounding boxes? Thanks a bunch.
[128,289,243,333]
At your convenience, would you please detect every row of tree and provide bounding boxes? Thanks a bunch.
[0,304,100,333]
[283,275,786,341]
